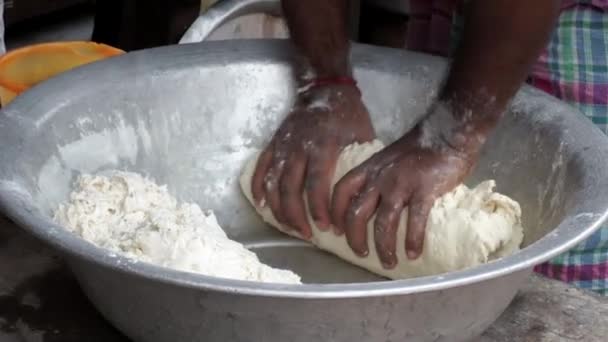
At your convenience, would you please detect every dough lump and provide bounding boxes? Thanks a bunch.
[55,171,301,284]
[240,140,524,279]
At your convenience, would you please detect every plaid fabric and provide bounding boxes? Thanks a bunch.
[406,1,608,294]
[530,4,608,295]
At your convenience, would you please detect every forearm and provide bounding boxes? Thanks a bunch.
[282,0,352,80]
[435,0,559,150]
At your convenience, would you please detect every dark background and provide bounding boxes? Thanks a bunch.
[5,0,201,51]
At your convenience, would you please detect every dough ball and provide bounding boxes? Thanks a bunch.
[240,140,524,279]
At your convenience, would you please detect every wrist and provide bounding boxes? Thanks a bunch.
[437,90,505,134]
[416,101,493,156]
[295,80,363,113]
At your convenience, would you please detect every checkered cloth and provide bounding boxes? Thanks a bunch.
[530,3,608,295]
[407,0,608,294]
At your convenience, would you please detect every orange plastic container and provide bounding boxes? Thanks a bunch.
[0,41,124,106]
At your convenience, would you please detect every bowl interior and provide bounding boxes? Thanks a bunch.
[0,41,602,284]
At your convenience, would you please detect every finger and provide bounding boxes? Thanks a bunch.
[374,198,405,269]
[264,161,286,225]
[405,196,435,260]
[345,186,380,257]
[252,149,273,206]
[305,145,339,231]
[280,156,312,239]
[330,170,367,235]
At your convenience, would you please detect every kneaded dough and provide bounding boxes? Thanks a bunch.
[240,140,524,279]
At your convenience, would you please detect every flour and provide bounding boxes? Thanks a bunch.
[54,171,301,284]
[241,140,525,279]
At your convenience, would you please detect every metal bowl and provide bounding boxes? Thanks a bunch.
[0,40,607,342]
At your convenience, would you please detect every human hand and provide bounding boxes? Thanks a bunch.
[331,103,486,267]
[251,84,375,239]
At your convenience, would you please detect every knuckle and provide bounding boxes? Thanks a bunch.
[346,204,362,222]
[263,174,278,191]
[301,140,316,153]
[411,202,433,222]
[374,217,390,234]
[272,153,288,168]
[382,188,402,204]
[264,180,276,192]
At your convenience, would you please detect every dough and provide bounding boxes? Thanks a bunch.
[55,171,301,284]
[240,140,524,279]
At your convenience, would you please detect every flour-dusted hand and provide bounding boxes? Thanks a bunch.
[252,84,375,238]
[326,0,558,265]
[252,0,375,238]
[331,120,478,267]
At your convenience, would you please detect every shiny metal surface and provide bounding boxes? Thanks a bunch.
[0,40,607,341]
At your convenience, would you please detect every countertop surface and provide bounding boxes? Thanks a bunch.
[1,215,607,342]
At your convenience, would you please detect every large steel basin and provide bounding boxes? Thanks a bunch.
[0,40,607,341]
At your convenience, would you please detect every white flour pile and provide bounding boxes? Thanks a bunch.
[54,171,301,284]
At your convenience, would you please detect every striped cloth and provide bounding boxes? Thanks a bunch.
[406,0,608,294]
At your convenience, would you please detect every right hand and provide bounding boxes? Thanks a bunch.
[331,124,479,266]
[251,84,376,239]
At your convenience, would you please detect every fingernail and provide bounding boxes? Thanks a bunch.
[407,251,419,260]
[315,220,330,231]
[301,230,313,241]
[356,249,369,257]
[258,198,266,208]
[381,260,397,269]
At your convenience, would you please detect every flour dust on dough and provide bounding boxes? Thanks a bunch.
[240,140,524,279]
[55,171,301,284]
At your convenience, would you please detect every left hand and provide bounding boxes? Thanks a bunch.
[251,84,375,239]
[330,122,480,268]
